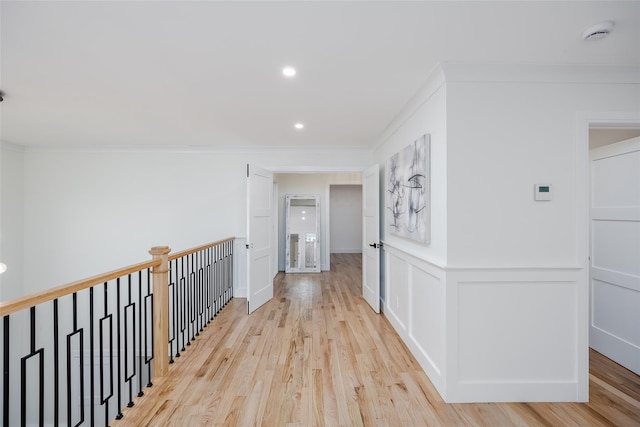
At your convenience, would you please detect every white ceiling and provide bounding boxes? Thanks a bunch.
[1,1,639,149]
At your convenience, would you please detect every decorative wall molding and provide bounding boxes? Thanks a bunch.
[382,242,588,403]
[441,62,640,84]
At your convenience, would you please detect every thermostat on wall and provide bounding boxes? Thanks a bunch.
[534,184,552,201]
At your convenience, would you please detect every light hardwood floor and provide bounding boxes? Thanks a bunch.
[118,253,640,426]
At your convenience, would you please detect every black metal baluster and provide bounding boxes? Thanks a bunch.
[214,245,219,316]
[219,243,223,308]
[138,270,147,397]
[218,244,222,311]
[89,287,95,425]
[229,240,234,300]
[171,259,179,360]
[124,274,136,408]
[224,242,229,306]
[100,281,114,427]
[3,316,9,427]
[180,257,186,353]
[198,250,204,333]
[207,247,213,323]
[220,244,227,308]
[167,261,174,364]
[115,278,123,420]
[188,253,195,343]
[194,252,200,337]
[21,306,44,427]
[212,246,217,318]
[222,243,227,307]
[146,268,153,387]
[53,299,59,427]
[185,255,190,345]
[67,292,85,427]
[223,242,228,306]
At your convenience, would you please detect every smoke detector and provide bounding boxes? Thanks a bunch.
[582,21,614,41]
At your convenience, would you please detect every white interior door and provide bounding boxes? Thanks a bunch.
[247,164,274,314]
[362,164,380,313]
[589,137,640,375]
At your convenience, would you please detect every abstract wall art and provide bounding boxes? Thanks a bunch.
[386,134,430,244]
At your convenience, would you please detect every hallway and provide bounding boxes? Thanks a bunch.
[118,253,640,426]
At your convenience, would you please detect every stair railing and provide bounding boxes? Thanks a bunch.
[0,237,234,427]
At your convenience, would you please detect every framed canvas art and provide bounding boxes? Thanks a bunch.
[386,134,430,244]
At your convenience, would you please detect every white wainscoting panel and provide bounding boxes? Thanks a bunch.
[383,243,446,396]
[382,244,586,403]
[446,268,585,402]
[386,251,409,330]
[410,265,444,375]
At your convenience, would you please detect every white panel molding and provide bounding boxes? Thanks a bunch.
[446,268,586,403]
[385,251,408,332]
[382,242,587,403]
[382,241,446,269]
[591,266,640,293]
[591,207,640,221]
[383,243,447,398]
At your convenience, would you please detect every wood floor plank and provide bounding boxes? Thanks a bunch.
[117,253,640,427]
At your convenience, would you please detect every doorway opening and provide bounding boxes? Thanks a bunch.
[587,122,640,375]
[273,172,363,273]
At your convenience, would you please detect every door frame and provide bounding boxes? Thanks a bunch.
[270,166,364,272]
[576,111,640,400]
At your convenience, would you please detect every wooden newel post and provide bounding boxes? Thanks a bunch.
[149,246,171,377]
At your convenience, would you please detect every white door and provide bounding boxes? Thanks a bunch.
[362,164,380,313]
[246,164,274,314]
[589,137,640,375]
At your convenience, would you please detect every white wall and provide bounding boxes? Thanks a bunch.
[373,66,447,266]
[0,143,25,301]
[443,69,638,402]
[275,172,362,271]
[18,148,370,294]
[373,63,640,403]
[446,80,639,267]
[329,185,362,253]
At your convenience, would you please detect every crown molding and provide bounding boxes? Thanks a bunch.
[440,62,640,84]
[372,63,446,150]
[11,143,372,155]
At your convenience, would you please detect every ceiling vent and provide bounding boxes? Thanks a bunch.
[582,21,614,41]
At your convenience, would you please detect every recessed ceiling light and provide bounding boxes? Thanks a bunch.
[294,123,304,130]
[582,21,614,41]
[282,67,296,77]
